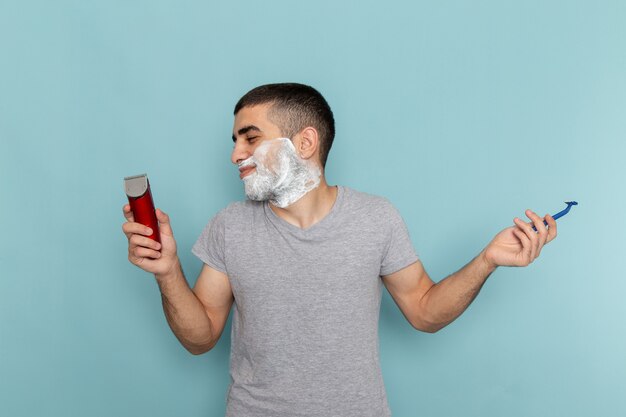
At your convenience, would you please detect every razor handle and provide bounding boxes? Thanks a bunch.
[124,174,161,243]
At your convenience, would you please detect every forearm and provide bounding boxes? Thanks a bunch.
[419,250,497,332]
[155,258,215,354]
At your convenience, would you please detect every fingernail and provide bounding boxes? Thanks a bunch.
[146,228,153,235]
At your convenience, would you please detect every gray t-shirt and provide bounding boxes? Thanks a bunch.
[192,185,419,417]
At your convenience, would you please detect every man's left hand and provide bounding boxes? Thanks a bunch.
[482,210,558,269]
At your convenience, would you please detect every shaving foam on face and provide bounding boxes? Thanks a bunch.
[238,137,321,208]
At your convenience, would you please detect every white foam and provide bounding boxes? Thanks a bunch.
[239,137,321,208]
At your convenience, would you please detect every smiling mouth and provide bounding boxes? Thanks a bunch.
[239,166,256,179]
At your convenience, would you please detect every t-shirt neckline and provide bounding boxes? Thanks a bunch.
[263,185,345,237]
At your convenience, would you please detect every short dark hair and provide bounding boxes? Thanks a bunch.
[234,83,335,168]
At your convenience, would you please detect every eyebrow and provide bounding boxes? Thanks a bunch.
[232,125,262,142]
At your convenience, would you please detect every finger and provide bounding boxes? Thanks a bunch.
[526,209,548,238]
[123,204,135,222]
[545,214,558,243]
[512,227,532,265]
[526,209,548,256]
[131,246,162,260]
[155,209,174,237]
[514,217,537,262]
[129,234,162,251]
[122,222,154,240]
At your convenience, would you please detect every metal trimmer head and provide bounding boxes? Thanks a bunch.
[124,173,149,198]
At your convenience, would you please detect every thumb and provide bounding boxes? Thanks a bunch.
[155,208,174,236]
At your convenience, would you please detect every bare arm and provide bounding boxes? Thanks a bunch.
[123,205,233,354]
[383,209,557,333]
[156,261,233,354]
[383,255,494,333]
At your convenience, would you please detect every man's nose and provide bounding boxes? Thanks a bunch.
[231,141,252,165]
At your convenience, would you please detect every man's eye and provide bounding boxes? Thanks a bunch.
[247,136,259,143]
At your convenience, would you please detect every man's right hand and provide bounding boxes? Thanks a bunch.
[122,204,179,277]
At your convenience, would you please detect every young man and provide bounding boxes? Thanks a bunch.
[122,83,557,417]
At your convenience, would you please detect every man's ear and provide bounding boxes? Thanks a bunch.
[293,127,319,160]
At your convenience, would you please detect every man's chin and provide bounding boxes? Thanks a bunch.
[243,185,272,202]
[245,193,272,202]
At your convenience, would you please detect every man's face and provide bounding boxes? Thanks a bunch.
[231,103,284,179]
[231,103,322,207]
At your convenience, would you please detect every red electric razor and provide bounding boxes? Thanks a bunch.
[124,173,161,243]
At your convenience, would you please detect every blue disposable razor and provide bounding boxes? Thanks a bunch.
[532,201,578,231]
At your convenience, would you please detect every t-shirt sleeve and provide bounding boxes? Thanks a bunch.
[191,211,227,274]
[379,203,419,276]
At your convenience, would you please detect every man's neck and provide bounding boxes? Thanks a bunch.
[268,177,338,230]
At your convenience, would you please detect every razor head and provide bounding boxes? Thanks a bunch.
[564,201,578,206]
[124,173,149,198]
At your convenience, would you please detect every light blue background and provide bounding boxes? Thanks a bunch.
[1,1,624,416]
